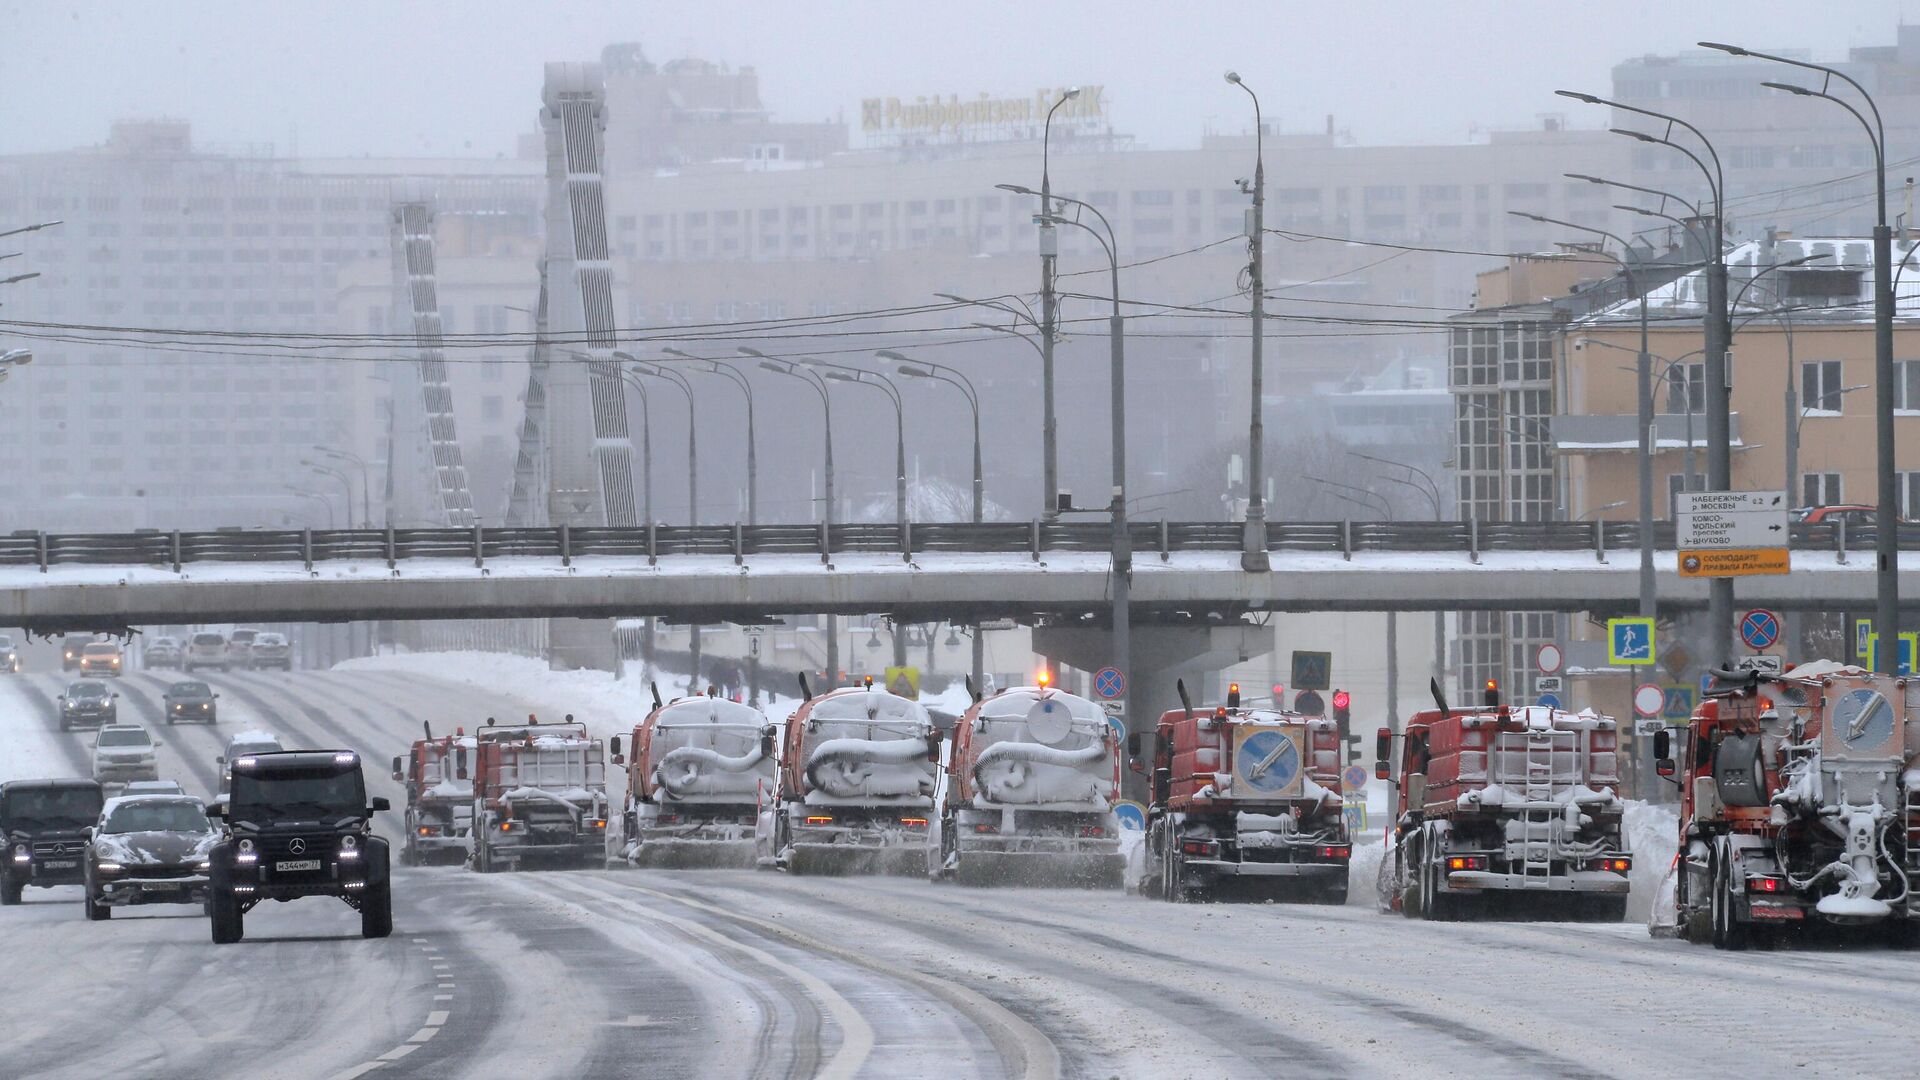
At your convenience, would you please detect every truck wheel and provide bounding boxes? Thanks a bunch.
[1399,842,1423,919]
[1421,842,1451,921]
[209,887,243,944]
[360,879,393,939]
[84,888,111,921]
[1709,844,1748,951]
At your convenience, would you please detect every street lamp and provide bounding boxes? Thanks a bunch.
[616,353,695,526]
[0,347,30,385]
[1510,210,1658,623]
[883,346,986,691]
[751,350,841,690]
[1002,181,1131,732]
[663,346,757,525]
[0,221,61,240]
[1348,450,1448,700]
[1699,39,1900,673]
[811,360,907,536]
[1579,500,1630,520]
[300,459,356,528]
[314,445,373,529]
[1226,70,1271,572]
[1557,87,1735,666]
[282,486,337,529]
[1034,88,1079,519]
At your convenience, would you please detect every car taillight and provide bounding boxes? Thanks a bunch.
[417,826,433,836]
[1318,844,1351,859]
[803,815,834,826]
[1445,855,1488,872]
[1590,857,1632,873]
[899,817,928,828]
[1746,875,1784,894]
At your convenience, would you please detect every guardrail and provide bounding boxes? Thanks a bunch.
[0,520,1907,573]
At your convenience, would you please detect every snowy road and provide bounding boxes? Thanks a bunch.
[2,667,1917,1079]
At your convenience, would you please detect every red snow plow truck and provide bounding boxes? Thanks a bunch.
[756,676,939,876]
[1654,660,1920,948]
[1129,682,1351,903]
[611,688,776,868]
[1376,679,1630,920]
[392,723,476,866]
[931,676,1123,887]
[469,716,609,872]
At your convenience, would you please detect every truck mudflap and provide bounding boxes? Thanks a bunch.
[787,840,925,877]
[948,838,1124,888]
[627,819,758,869]
[1447,868,1630,894]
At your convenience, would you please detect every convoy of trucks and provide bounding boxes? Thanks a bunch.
[612,688,775,868]
[468,716,609,873]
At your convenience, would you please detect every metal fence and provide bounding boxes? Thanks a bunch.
[0,520,1908,573]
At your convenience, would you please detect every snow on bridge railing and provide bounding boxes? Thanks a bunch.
[4,519,1920,572]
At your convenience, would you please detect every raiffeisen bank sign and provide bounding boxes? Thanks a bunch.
[861,86,1107,138]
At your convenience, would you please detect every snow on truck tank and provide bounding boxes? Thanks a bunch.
[792,687,936,803]
[961,687,1114,808]
[644,697,774,802]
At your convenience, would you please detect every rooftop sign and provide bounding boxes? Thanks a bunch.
[861,87,1106,138]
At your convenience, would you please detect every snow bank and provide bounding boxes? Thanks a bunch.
[1623,799,1678,924]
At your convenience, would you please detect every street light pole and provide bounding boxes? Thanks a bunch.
[1511,211,1655,622]
[1226,71,1271,572]
[754,351,840,688]
[1700,40,1899,671]
[301,460,356,528]
[1558,89,1732,665]
[665,347,756,525]
[812,360,909,670]
[623,353,700,689]
[1037,88,1079,519]
[314,445,372,530]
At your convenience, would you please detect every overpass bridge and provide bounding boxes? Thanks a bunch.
[1,520,1908,633]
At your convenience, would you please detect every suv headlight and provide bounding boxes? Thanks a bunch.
[11,844,27,862]
[94,861,123,874]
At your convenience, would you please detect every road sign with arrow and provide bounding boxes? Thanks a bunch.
[1677,490,1790,578]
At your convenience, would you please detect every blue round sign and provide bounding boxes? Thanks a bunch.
[1740,609,1781,650]
[1111,801,1147,831]
[1234,729,1301,794]
[1093,666,1126,699]
[1536,693,1562,710]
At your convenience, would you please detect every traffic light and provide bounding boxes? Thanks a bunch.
[1483,678,1500,707]
[1271,683,1286,706]
[1332,688,1356,754]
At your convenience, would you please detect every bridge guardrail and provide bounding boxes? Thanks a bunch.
[5,519,1919,572]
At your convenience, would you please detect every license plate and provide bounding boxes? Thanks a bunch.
[275,859,322,872]
[41,859,77,870]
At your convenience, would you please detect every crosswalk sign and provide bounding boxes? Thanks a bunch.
[884,666,921,698]
[1856,618,1873,659]
[1607,617,1657,666]
[1864,633,1918,675]
[1661,685,1695,721]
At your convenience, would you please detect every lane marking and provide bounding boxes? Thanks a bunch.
[434,994,453,1001]
[330,1065,383,1080]
[534,876,877,1080]
[377,1044,419,1062]
[425,1010,449,1026]
[407,1027,438,1044]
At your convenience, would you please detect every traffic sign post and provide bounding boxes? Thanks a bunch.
[1661,685,1696,721]
[1536,693,1562,710]
[1092,666,1126,699]
[1341,765,1369,790]
[1739,609,1781,650]
[1608,617,1657,666]
[1290,651,1332,692]
[1735,655,1783,675]
[1535,643,1563,674]
[1856,618,1873,659]
[1676,490,1790,578]
[1534,675,1564,695]
[1293,688,1325,716]
[1865,632,1919,676]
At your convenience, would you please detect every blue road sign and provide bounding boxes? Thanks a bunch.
[1740,609,1781,650]
[1536,693,1562,710]
[1105,715,1127,748]
[1291,651,1333,692]
[1111,801,1147,832]
[1093,666,1126,699]
[1608,617,1656,665]
[1663,686,1696,721]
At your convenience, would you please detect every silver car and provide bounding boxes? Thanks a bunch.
[92,725,159,785]
[184,632,227,673]
[249,632,292,671]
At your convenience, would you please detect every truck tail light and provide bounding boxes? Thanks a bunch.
[1445,855,1488,872]
[972,823,998,834]
[1079,825,1107,838]
[499,821,512,832]
[1318,845,1351,859]
[804,815,834,826]
[1180,839,1219,857]
[1746,875,1784,894]
[899,817,928,828]
[590,818,607,829]
[1590,857,1631,873]
[416,826,433,836]
[656,814,680,825]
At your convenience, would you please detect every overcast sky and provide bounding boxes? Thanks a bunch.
[2,1,1913,159]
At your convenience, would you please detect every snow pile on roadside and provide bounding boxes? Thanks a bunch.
[1624,798,1678,924]
[1348,836,1388,908]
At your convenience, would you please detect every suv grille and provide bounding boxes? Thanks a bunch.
[33,840,85,858]
[265,835,336,859]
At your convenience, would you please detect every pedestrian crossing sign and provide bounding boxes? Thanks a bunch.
[1607,617,1656,667]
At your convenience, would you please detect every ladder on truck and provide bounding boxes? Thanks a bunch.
[1513,729,1567,890]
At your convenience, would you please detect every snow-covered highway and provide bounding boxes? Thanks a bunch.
[2,667,1916,1079]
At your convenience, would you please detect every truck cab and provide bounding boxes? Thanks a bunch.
[393,727,476,866]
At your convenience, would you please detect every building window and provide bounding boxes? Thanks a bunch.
[1896,360,1920,412]
[1132,190,1173,206]
[1665,361,1704,413]
[1800,360,1845,414]
[1801,472,1843,507]
[1901,471,1920,518]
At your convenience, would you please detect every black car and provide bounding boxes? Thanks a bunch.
[58,681,118,731]
[206,750,391,943]
[83,795,218,920]
[60,635,95,672]
[162,681,219,725]
[1,779,106,904]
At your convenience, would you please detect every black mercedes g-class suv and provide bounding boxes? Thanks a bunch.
[205,749,392,943]
[1,779,106,904]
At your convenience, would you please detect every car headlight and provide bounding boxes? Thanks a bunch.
[94,861,122,874]
[11,844,27,862]
[194,860,211,872]
[339,834,358,850]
